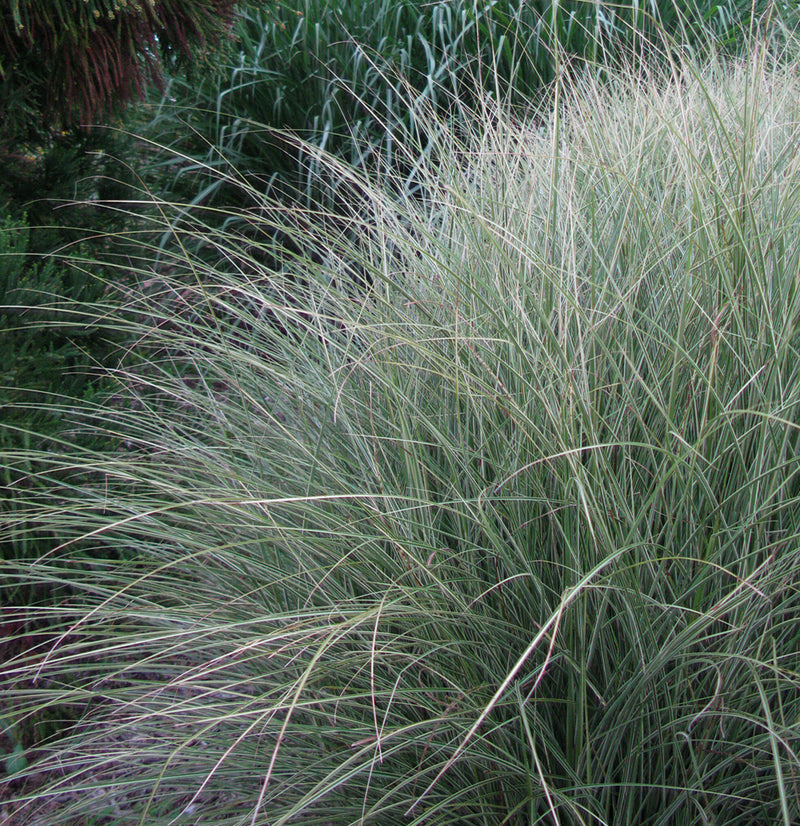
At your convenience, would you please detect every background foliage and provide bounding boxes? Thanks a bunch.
[0,0,239,586]
[149,0,781,211]
[0,0,237,144]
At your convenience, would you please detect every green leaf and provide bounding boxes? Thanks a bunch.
[4,743,26,776]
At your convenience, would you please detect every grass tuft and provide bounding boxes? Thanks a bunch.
[3,29,800,826]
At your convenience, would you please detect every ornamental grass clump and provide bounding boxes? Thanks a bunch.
[3,35,800,826]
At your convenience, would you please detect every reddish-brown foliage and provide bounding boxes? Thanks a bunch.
[0,0,237,130]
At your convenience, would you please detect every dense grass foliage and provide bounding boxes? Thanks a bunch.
[149,0,779,211]
[4,29,800,826]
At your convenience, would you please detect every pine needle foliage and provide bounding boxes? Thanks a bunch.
[0,0,237,141]
[3,27,800,826]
